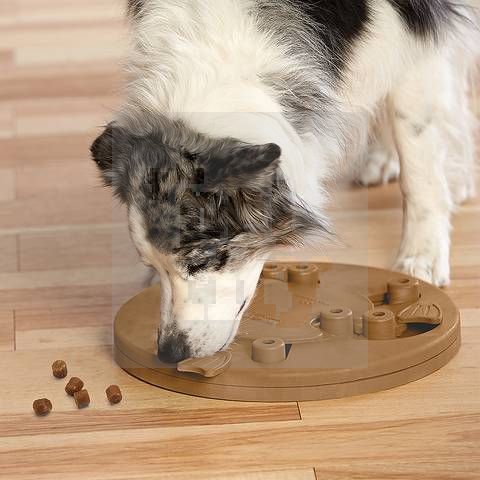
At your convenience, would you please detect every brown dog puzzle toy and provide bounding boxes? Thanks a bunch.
[114,262,460,402]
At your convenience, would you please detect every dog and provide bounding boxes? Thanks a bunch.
[91,0,479,362]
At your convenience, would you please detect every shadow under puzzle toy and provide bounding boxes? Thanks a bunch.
[114,262,460,402]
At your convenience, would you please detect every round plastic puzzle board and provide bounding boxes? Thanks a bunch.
[114,262,460,402]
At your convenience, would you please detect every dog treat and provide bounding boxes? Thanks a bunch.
[73,389,90,409]
[177,352,232,378]
[33,398,52,416]
[106,385,122,404]
[65,377,84,396]
[51,360,68,378]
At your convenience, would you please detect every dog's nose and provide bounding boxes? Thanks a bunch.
[157,334,192,364]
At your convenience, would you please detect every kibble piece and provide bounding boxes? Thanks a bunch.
[106,385,122,404]
[65,377,84,396]
[33,398,52,416]
[52,360,68,378]
[73,389,90,409]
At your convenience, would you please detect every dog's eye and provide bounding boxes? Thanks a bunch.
[183,150,199,162]
[194,167,205,185]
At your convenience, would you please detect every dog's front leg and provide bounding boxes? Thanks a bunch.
[389,53,455,287]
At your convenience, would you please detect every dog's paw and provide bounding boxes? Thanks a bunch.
[393,252,450,287]
[357,149,400,187]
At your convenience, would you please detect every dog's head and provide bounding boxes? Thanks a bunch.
[91,119,327,362]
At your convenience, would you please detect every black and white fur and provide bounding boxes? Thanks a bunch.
[91,0,479,362]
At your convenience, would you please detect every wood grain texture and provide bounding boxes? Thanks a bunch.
[15,162,102,199]
[82,470,317,480]
[1,416,478,479]
[15,325,113,350]
[14,305,115,331]
[13,98,117,138]
[0,106,14,140]
[0,169,15,202]
[0,311,15,351]
[19,225,139,271]
[0,1,478,479]
[0,169,15,201]
[0,346,300,431]
[0,283,143,311]
[0,132,101,167]
[0,65,121,101]
[0,470,316,480]
[0,235,18,273]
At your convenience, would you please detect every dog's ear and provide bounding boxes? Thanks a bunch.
[90,124,114,174]
[90,124,131,186]
[195,141,281,190]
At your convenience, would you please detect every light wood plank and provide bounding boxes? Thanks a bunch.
[0,190,123,230]
[200,470,315,480]
[111,469,317,480]
[333,181,403,211]
[13,96,118,137]
[0,283,142,311]
[0,415,478,479]
[15,305,115,331]
[15,26,126,66]
[0,65,121,101]
[0,2,17,28]
[0,105,14,140]
[0,265,145,290]
[0,132,99,167]
[313,467,478,480]
[15,325,113,350]
[1,21,125,48]
[16,0,123,25]
[0,345,300,429]
[0,169,15,201]
[0,469,316,480]
[15,161,103,199]
[19,225,138,271]
[0,310,14,351]
[0,235,18,273]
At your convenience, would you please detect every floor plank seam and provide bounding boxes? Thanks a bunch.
[296,402,303,420]
[0,222,127,237]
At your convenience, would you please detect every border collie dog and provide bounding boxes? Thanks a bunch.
[91,0,479,362]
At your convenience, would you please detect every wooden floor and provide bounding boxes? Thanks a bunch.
[1,2,479,479]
